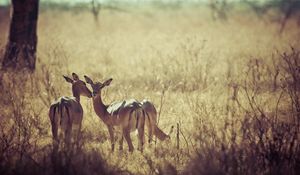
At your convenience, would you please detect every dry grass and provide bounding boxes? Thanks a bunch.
[0,2,299,175]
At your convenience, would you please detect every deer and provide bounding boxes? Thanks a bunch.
[84,75,146,152]
[49,73,92,147]
[84,75,171,152]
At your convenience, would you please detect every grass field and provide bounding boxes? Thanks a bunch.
[0,2,299,175]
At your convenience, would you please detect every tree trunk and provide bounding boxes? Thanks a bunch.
[2,0,39,71]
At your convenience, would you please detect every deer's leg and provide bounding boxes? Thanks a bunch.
[119,130,124,151]
[52,125,59,151]
[76,122,82,144]
[146,113,153,144]
[123,128,134,152]
[51,122,59,144]
[51,124,59,150]
[138,127,145,152]
[49,105,59,147]
[108,126,115,152]
[137,111,145,152]
[65,125,72,148]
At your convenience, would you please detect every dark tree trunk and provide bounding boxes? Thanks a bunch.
[2,0,39,71]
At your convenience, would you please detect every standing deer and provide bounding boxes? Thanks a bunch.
[49,73,92,147]
[84,76,172,150]
[84,75,146,152]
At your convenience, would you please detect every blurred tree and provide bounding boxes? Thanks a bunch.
[277,0,300,33]
[243,0,300,33]
[91,0,101,23]
[209,0,230,21]
[2,0,39,72]
[243,0,273,18]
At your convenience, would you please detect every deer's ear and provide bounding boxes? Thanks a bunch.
[63,75,73,84]
[72,73,79,81]
[84,75,93,84]
[103,78,113,86]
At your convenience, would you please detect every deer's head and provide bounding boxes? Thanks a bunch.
[63,73,92,98]
[84,75,113,97]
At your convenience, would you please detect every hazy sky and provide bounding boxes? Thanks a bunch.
[0,0,242,5]
[0,0,265,6]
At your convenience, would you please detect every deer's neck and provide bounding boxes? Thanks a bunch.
[93,93,109,124]
[72,87,80,102]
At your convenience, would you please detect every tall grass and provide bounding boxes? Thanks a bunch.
[184,47,300,175]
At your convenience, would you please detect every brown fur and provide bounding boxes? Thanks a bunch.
[49,73,92,147]
[85,76,146,152]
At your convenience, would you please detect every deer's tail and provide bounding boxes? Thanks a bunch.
[145,111,170,141]
[135,107,145,130]
[58,99,71,127]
